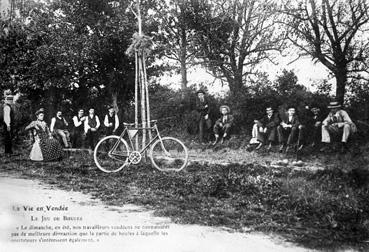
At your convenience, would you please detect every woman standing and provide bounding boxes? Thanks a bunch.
[25,108,63,161]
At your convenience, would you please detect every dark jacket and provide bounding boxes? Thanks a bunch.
[312,113,324,125]
[215,114,234,127]
[298,108,315,126]
[196,98,210,117]
[280,114,300,128]
[259,113,280,129]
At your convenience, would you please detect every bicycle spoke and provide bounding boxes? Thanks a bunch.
[150,137,188,172]
[94,136,130,173]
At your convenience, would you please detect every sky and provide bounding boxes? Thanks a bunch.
[157,54,332,97]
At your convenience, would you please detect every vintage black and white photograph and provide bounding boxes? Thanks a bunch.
[1,0,369,251]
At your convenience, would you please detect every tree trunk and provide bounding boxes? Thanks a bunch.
[47,86,56,122]
[228,71,243,97]
[180,25,188,96]
[111,92,118,113]
[180,57,187,93]
[335,68,347,104]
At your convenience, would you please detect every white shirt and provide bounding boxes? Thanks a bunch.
[73,115,85,127]
[84,114,100,133]
[3,105,11,127]
[104,114,119,131]
[323,110,353,126]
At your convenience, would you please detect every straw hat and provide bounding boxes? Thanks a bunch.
[327,101,341,109]
[219,105,231,113]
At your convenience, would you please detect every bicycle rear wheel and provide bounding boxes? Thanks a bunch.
[150,137,188,172]
[94,136,130,173]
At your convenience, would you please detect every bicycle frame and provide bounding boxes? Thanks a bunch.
[109,122,164,157]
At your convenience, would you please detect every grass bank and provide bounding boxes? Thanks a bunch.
[1,145,369,250]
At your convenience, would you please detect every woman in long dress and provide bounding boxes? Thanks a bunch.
[25,108,63,161]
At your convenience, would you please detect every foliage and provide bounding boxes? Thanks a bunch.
[145,69,331,137]
[0,0,146,119]
[126,32,153,57]
[152,0,200,90]
[189,0,286,96]
[146,83,218,135]
[346,79,369,121]
[280,0,369,103]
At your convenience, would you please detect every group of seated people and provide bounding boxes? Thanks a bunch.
[25,106,119,161]
[207,101,357,153]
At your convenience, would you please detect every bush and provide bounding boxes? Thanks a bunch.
[146,79,332,139]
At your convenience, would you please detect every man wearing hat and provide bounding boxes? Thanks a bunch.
[104,105,119,136]
[320,101,357,153]
[3,91,14,156]
[248,107,280,151]
[196,90,212,144]
[212,105,234,145]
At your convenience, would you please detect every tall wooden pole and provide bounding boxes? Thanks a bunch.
[139,55,147,151]
[131,0,151,156]
[134,51,139,150]
[143,53,152,140]
[136,0,148,154]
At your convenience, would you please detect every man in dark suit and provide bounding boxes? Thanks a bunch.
[212,105,234,145]
[196,90,211,144]
[84,108,100,150]
[277,106,300,152]
[297,104,324,150]
[310,106,324,147]
[249,107,280,150]
[296,105,314,150]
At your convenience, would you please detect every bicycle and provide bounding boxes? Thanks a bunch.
[93,120,189,173]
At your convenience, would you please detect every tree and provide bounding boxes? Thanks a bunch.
[281,0,369,104]
[273,69,304,96]
[0,0,142,117]
[0,1,74,116]
[56,0,137,113]
[154,0,200,92]
[190,0,286,96]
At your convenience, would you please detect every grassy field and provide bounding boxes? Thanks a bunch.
[1,139,369,250]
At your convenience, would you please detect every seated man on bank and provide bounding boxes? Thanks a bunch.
[277,106,300,153]
[320,101,357,153]
[50,110,71,148]
[296,104,313,151]
[297,104,325,150]
[310,105,324,147]
[212,105,234,145]
[248,107,280,151]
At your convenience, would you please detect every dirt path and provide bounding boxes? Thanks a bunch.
[0,173,314,252]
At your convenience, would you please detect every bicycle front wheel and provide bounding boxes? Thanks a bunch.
[94,136,130,173]
[150,137,188,172]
